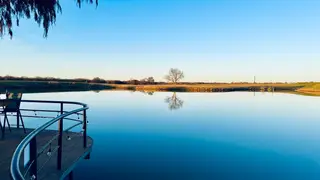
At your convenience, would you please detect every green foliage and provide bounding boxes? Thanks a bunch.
[91,77,105,83]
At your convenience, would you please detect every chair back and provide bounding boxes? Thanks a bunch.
[4,93,23,113]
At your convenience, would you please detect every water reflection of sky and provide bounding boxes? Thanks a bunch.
[13,91,320,180]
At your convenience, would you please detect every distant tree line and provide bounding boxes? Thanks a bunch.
[0,76,299,85]
[92,76,163,85]
[0,75,164,85]
[0,68,187,85]
[0,75,89,83]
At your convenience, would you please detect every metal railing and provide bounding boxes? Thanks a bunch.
[9,100,89,180]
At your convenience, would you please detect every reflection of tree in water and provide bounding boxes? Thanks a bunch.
[140,91,154,96]
[165,92,184,110]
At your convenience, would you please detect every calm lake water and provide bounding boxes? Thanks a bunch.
[17,91,320,180]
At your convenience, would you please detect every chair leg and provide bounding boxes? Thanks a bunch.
[2,115,6,137]
[19,111,26,133]
[4,114,11,132]
[0,116,3,135]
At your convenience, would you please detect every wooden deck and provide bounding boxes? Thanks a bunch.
[0,128,93,180]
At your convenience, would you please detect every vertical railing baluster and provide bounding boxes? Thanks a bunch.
[83,108,87,148]
[30,137,37,179]
[57,103,63,170]
[69,171,74,180]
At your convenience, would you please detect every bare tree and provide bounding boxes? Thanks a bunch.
[0,0,98,38]
[164,68,184,83]
[164,92,184,110]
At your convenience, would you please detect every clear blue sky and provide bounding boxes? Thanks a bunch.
[1,0,319,82]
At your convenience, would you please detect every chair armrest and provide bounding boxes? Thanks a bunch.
[0,99,11,107]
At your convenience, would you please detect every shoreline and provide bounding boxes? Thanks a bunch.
[105,83,320,96]
[0,81,319,96]
[106,83,301,92]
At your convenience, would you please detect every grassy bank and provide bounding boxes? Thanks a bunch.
[295,83,320,96]
[107,83,320,96]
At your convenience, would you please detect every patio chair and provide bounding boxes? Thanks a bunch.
[0,93,26,136]
[0,96,10,134]
[0,99,6,134]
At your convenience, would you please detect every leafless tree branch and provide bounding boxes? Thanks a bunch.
[164,68,185,83]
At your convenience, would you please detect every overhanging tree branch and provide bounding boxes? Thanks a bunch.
[0,0,98,39]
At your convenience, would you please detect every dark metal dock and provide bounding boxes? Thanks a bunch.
[0,128,93,180]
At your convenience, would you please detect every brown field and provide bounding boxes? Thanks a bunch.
[296,88,320,96]
[104,83,320,96]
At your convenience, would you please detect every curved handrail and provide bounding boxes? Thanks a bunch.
[10,99,89,180]
[20,99,88,106]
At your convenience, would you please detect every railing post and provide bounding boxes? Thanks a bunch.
[30,137,37,179]
[68,171,74,180]
[57,103,63,170]
[83,108,87,148]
